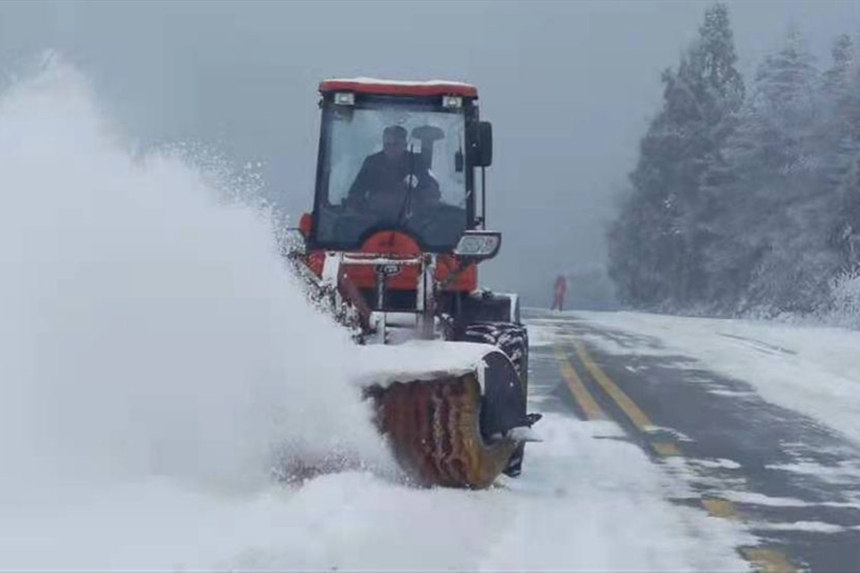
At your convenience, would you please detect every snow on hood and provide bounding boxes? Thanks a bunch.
[326,76,475,88]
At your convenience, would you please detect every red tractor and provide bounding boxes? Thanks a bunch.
[289,78,539,488]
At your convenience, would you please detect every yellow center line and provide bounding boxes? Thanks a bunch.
[572,339,655,432]
[553,344,606,421]
[651,441,682,457]
[560,335,796,572]
[741,548,798,573]
[700,500,798,571]
[702,497,739,520]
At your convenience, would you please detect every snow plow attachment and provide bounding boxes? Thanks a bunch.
[359,343,540,489]
[285,253,540,488]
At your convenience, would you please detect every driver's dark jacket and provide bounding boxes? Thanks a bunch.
[346,151,440,219]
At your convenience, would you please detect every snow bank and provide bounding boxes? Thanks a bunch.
[570,310,860,445]
[822,270,860,327]
[0,414,750,570]
[0,59,390,498]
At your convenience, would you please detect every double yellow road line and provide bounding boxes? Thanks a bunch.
[553,337,796,572]
[553,345,604,421]
[554,340,679,457]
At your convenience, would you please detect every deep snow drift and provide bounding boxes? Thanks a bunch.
[0,63,748,570]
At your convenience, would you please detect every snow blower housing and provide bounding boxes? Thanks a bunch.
[289,78,539,488]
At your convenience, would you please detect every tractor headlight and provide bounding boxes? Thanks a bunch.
[442,95,463,109]
[334,92,355,106]
[454,231,501,260]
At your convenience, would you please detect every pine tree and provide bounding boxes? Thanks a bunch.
[743,26,818,173]
[829,42,860,269]
[817,34,856,189]
[823,33,853,96]
[709,27,837,314]
[608,3,744,308]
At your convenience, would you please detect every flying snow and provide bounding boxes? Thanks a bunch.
[0,60,391,498]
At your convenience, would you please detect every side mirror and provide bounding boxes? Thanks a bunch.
[475,121,492,167]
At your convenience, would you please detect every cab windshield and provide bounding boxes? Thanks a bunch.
[315,104,468,250]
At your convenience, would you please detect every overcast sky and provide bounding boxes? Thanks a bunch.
[2,0,860,304]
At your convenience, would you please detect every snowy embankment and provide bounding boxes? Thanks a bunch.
[569,310,860,444]
[1,412,749,571]
[0,62,746,570]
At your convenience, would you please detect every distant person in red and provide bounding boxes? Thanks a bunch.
[551,275,567,311]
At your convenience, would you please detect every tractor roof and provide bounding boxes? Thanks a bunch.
[320,77,478,98]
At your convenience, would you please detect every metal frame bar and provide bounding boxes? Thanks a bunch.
[321,251,439,342]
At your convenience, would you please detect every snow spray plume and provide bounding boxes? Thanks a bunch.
[0,59,391,494]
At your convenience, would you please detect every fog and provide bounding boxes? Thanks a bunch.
[2,0,859,304]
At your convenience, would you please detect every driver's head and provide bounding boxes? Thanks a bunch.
[382,125,408,159]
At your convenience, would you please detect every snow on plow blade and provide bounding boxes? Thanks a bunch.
[357,342,537,489]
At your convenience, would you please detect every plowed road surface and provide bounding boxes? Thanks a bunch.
[528,309,860,572]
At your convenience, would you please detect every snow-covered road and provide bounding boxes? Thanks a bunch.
[530,309,860,571]
[569,310,860,445]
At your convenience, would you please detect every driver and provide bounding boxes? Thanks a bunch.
[345,125,440,220]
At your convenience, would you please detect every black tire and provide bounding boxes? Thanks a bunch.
[458,322,528,385]
[456,321,530,477]
[460,292,518,325]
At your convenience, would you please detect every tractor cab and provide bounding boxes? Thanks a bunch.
[294,78,504,339]
[306,78,493,254]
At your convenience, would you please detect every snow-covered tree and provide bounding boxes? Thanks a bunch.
[741,27,819,173]
[609,13,860,321]
[704,27,830,313]
[823,33,854,96]
[609,3,744,308]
